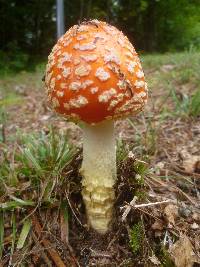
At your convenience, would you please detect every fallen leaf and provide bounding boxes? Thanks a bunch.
[169,235,196,267]
[164,204,178,226]
[151,220,164,231]
[182,154,200,174]
[190,222,199,230]
[154,161,165,175]
[192,212,200,221]
[149,254,161,265]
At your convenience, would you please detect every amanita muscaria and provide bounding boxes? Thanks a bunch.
[44,20,148,234]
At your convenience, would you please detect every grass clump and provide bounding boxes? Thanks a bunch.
[16,128,75,178]
[171,88,200,118]
[0,128,77,205]
[129,222,144,255]
[189,89,200,117]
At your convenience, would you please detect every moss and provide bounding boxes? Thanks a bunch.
[129,222,144,255]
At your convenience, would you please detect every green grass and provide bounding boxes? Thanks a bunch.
[0,128,77,206]
[143,51,200,118]
[170,87,200,117]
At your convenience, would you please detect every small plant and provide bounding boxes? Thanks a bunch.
[170,88,200,118]
[16,128,75,177]
[159,247,175,267]
[0,109,6,143]
[0,128,77,203]
[189,89,200,117]
[116,139,129,165]
[133,159,149,187]
[129,222,144,255]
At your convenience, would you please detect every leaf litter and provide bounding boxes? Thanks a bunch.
[0,53,200,266]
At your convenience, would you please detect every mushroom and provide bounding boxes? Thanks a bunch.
[44,20,148,234]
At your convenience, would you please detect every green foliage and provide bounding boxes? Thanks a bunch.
[170,88,200,118]
[143,51,200,120]
[17,218,32,250]
[0,94,23,107]
[114,0,200,52]
[10,212,16,263]
[16,128,75,178]
[0,128,77,203]
[133,160,148,186]
[116,139,129,164]
[189,89,200,117]
[0,109,6,143]
[129,222,144,255]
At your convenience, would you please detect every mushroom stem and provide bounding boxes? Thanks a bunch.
[80,120,116,234]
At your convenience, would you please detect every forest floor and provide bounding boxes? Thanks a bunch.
[0,52,200,266]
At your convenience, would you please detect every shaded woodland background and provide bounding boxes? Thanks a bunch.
[0,0,200,73]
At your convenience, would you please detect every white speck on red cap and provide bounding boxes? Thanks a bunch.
[69,95,88,108]
[136,70,144,78]
[77,25,89,32]
[56,74,62,80]
[57,91,64,97]
[60,52,72,62]
[77,35,86,41]
[74,59,81,65]
[74,43,96,51]
[82,80,93,89]
[127,61,137,74]
[75,65,91,77]
[125,51,134,58]
[104,52,120,65]
[95,67,110,81]
[90,87,98,94]
[63,39,72,47]
[69,81,82,91]
[81,54,98,62]
[134,80,145,88]
[60,83,68,89]
[117,37,125,47]
[117,80,126,90]
[98,88,117,103]
[50,78,56,90]
[62,67,71,78]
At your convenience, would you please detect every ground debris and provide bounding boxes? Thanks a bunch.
[168,235,198,267]
[164,204,179,226]
[149,254,161,265]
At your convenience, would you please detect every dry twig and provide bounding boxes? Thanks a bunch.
[32,215,67,267]
[121,199,172,221]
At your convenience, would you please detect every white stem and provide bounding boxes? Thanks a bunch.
[80,120,116,234]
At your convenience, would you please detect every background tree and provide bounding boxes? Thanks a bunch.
[0,0,199,71]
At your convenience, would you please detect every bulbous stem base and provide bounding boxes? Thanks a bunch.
[80,120,116,234]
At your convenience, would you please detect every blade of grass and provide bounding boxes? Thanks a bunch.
[17,218,32,249]
[0,211,4,259]
[60,200,69,243]
[21,147,42,173]
[0,199,34,211]
[8,212,16,267]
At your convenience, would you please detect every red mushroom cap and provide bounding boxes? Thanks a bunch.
[45,20,148,124]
